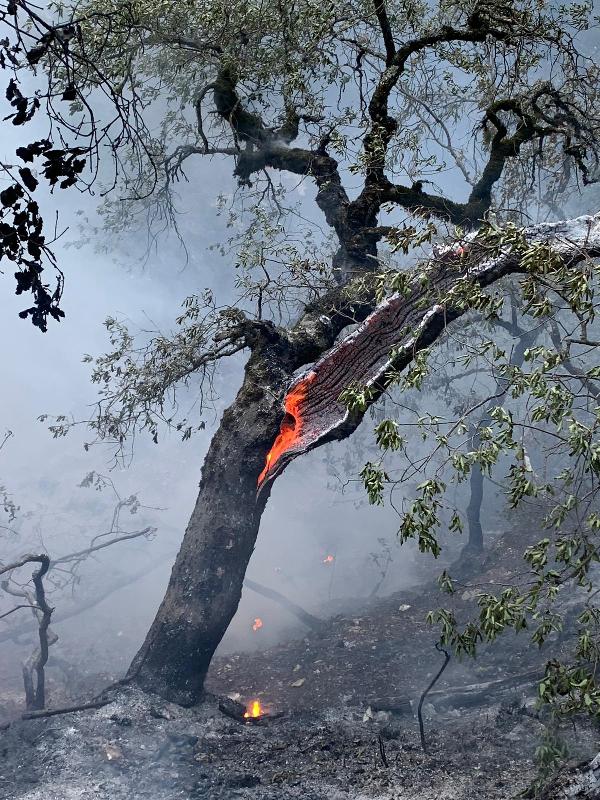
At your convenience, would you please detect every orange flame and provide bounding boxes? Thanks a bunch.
[323,555,335,564]
[252,617,263,632]
[258,372,316,487]
[243,700,262,719]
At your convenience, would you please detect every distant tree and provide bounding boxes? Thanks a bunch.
[0,472,158,710]
[8,0,600,713]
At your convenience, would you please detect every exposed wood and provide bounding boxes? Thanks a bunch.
[259,214,600,489]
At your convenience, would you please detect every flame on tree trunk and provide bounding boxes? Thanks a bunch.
[127,215,600,706]
[258,372,316,487]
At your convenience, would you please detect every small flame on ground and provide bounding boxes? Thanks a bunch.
[252,617,263,632]
[323,554,335,564]
[243,700,262,719]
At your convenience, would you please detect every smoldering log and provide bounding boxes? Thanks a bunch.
[424,670,541,711]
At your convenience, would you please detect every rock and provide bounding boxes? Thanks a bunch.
[103,743,123,762]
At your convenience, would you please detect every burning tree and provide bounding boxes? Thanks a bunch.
[4,0,600,717]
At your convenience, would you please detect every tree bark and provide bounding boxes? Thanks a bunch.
[127,214,600,705]
[126,343,293,705]
[125,300,370,704]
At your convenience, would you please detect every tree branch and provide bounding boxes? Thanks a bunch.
[244,577,325,633]
[372,0,395,66]
[259,213,600,488]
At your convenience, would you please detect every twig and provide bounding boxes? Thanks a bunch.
[21,698,110,720]
[417,643,451,753]
[378,733,389,767]
[0,556,166,644]
[0,430,13,452]
[0,604,39,620]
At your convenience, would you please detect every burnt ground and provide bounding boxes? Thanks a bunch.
[1,524,599,800]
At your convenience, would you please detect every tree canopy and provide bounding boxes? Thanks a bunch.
[4,0,600,760]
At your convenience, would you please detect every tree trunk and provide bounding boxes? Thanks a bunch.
[127,345,292,705]
[465,442,485,554]
[460,320,539,562]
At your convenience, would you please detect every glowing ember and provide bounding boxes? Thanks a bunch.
[252,617,263,632]
[258,372,316,487]
[323,554,335,564]
[243,700,262,719]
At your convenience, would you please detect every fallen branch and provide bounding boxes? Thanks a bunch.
[21,698,110,720]
[243,577,326,633]
[425,669,540,710]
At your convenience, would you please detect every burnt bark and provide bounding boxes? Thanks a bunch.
[126,344,293,705]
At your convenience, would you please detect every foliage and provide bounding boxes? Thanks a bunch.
[0,1,139,328]
[4,0,600,327]
[347,219,600,721]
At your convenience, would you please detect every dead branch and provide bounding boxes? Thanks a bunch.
[21,698,110,720]
[425,669,540,711]
[0,554,166,645]
[0,554,53,709]
[417,643,451,753]
[53,526,156,566]
[243,577,326,634]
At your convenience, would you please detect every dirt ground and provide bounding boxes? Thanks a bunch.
[1,524,599,799]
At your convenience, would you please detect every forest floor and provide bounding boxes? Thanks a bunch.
[2,524,599,800]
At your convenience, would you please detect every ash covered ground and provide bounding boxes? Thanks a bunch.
[1,526,599,799]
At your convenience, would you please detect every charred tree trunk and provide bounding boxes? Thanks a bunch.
[126,343,293,705]
[126,296,372,705]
